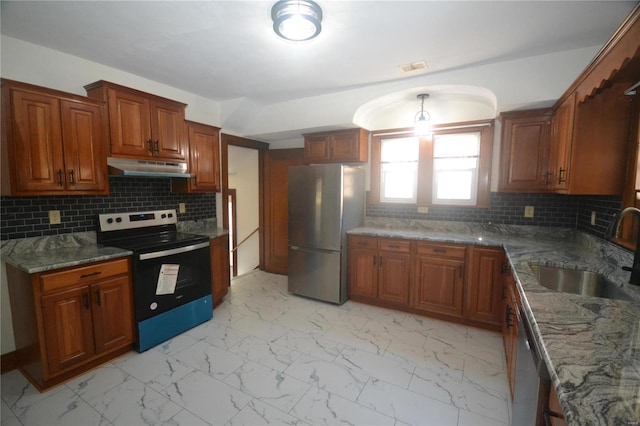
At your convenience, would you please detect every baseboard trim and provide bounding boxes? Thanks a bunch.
[1,350,19,374]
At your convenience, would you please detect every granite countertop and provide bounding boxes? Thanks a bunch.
[1,222,229,274]
[350,223,640,426]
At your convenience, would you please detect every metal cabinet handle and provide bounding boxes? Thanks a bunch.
[505,305,514,328]
[433,248,446,253]
[147,139,154,153]
[558,167,566,184]
[57,169,64,186]
[154,140,160,153]
[69,169,75,185]
[388,244,399,249]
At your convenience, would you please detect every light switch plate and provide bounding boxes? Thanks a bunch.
[48,210,61,225]
[179,203,186,214]
[524,206,535,218]
[417,206,429,214]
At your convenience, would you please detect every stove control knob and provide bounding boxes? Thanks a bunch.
[106,218,114,224]
[115,217,123,223]
[168,213,174,218]
[161,214,167,219]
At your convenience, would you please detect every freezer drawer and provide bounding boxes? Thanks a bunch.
[288,247,344,304]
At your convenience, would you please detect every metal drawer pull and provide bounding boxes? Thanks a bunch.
[57,169,64,186]
[388,244,399,249]
[154,140,160,153]
[139,241,210,260]
[433,248,446,253]
[80,271,102,279]
[69,169,75,185]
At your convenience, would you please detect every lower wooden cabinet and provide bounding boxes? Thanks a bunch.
[465,246,505,326]
[547,385,567,425]
[378,239,411,306]
[6,258,134,390]
[413,242,465,318]
[347,235,508,331]
[348,236,411,308]
[211,233,231,307]
[502,272,520,399]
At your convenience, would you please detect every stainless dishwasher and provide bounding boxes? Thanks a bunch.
[511,306,550,426]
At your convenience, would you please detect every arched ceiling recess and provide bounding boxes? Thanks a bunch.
[353,85,498,131]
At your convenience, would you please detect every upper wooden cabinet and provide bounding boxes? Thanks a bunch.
[85,80,187,162]
[498,109,552,192]
[172,121,221,193]
[303,128,368,163]
[1,79,108,196]
[549,94,576,191]
[550,83,631,195]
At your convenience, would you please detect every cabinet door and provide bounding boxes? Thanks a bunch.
[10,89,66,193]
[348,237,378,299]
[549,95,575,191]
[330,132,361,162]
[504,282,519,399]
[211,234,230,307]
[107,88,152,158]
[304,135,330,163]
[91,276,134,354]
[42,286,95,375]
[466,247,504,326]
[60,100,107,193]
[150,99,187,161]
[378,250,411,306]
[499,111,552,192]
[413,255,464,317]
[188,122,220,192]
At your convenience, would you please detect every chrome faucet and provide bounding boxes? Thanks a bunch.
[605,207,640,286]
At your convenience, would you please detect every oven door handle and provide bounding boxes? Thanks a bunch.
[138,241,210,261]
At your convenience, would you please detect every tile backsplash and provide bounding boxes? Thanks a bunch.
[367,192,623,241]
[0,177,216,240]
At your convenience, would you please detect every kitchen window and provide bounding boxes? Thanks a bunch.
[370,120,494,208]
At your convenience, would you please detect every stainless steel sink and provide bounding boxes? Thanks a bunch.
[529,264,633,301]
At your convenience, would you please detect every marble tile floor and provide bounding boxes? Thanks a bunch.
[1,270,511,426]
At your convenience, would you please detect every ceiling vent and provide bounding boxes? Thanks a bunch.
[400,61,428,73]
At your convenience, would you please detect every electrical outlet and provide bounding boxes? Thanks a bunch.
[524,206,535,218]
[179,203,186,214]
[48,210,61,225]
[591,211,597,226]
[417,206,429,214]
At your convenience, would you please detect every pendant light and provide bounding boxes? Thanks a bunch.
[271,0,323,41]
[414,94,431,136]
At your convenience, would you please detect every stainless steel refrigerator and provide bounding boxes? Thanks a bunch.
[288,164,365,304]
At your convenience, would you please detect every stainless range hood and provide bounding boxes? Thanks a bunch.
[107,157,193,178]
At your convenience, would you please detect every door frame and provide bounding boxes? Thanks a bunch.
[220,134,269,270]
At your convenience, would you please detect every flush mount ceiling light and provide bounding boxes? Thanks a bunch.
[414,94,431,136]
[271,0,323,41]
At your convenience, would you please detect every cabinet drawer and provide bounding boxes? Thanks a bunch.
[416,242,466,259]
[40,258,129,293]
[349,236,378,250]
[379,239,411,253]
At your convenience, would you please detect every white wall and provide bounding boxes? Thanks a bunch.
[228,146,260,276]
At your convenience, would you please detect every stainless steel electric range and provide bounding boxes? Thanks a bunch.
[97,209,212,352]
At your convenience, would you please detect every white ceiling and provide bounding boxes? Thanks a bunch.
[1,1,637,141]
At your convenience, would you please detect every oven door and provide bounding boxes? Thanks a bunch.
[132,241,211,322]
